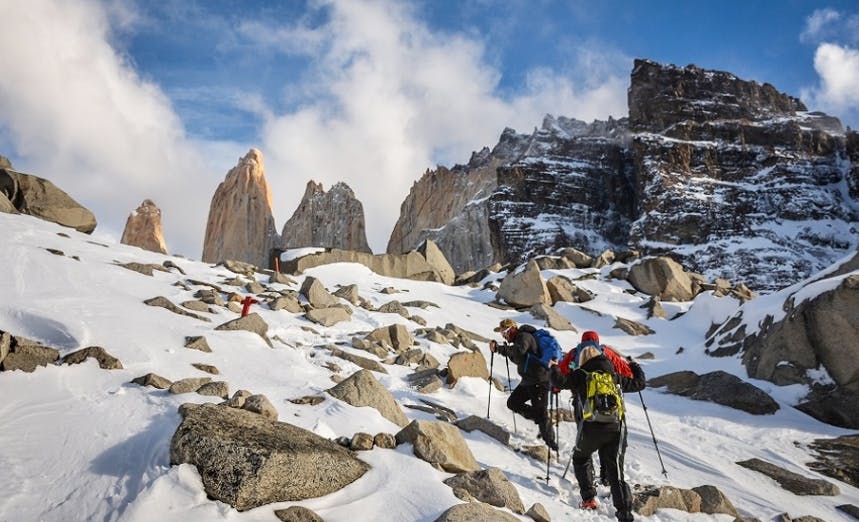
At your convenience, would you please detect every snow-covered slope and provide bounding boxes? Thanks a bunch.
[1,212,857,521]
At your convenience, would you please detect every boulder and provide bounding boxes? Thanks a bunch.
[192,363,219,375]
[329,347,388,374]
[170,403,369,511]
[243,394,278,419]
[365,324,414,353]
[559,247,593,268]
[202,149,278,267]
[741,274,859,428]
[455,416,511,446]
[395,420,480,473]
[496,260,551,308]
[144,296,210,322]
[406,369,444,394]
[184,336,212,353]
[0,332,10,366]
[282,248,450,284]
[181,300,212,313]
[131,373,172,389]
[433,502,521,522]
[525,502,551,522]
[120,199,168,254]
[614,317,655,336]
[691,485,739,516]
[169,377,211,394]
[417,239,456,285]
[0,168,96,233]
[374,432,397,449]
[737,458,839,496]
[530,303,575,331]
[350,432,374,451]
[376,300,410,318]
[328,369,408,426]
[1,342,59,372]
[215,313,272,347]
[305,307,351,327]
[274,506,324,522]
[807,434,859,489]
[443,467,525,514]
[270,295,304,313]
[592,249,616,268]
[627,257,695,302]
[117,262,169,277]
[61,346,123,370]
[633,486,702,516]
[649,370,779,415]
[197,381,230,399]
[225,390,253,408]
[334,284,360,304]
[446,351,489,386]
[300,277,339,308]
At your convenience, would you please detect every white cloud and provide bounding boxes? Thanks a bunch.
[800,8,841,43]
[256,0,629,252]
[0,0,226,258]
[801,43,859,116]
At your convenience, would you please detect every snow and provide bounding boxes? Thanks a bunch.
[1,212,858,521]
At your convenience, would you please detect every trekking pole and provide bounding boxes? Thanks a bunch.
[554,391,560,459]
[561,450,574,480]
[545,395,552,484]
[639,390,668,478]
[504,357,517,433]
[487,350,495,419]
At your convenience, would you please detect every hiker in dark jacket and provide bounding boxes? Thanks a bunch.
[489,318,557,450]
[550,343,646,520]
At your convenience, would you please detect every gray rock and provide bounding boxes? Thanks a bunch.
[274,506,324,522]
[558,248,593,268]
[334,284,360,304]
[197,381,229,399]
[181,300,213,313]
[691,485,739,516]
[0,331,10,366]
[417,239,456,285]
[396,420,480,473]
[329,347,388,374]
[443,467,524,514]
[374,432,397,449]
[350,337,390,358]
[350,432,374,451]
[737,458,839,496]
[592,249,616,268]
[633,485,702,516]
[191,363,219,375]
[269,271,296,285]
[837,505,859,519]
[169,377,211,395]
[649,371,779,415]
[289,395,325,406]
[61,346,123,370]
[117,262,169,277]
[628,257,695,302]
[184,336,212,353]
[305,307,351,327]
[1,342,60,372]
[0,169,96,233]
[455,415,511,446]
[170,403,369,511]
[530,303,575,331]
[434,502,521,521]
[270,293,304,313]
[246,281,265,294]
[525,502,551,522]
[406,369,443,394]
[445,323,490,343]
[144,296,211,322]
[162,260,186,275]
[130,373,172,389]
[225,390,253,408]
[446,351,489,386]
[497,260,551,308]
[243,394,278,420]
[614,317,655,336]
[328,369,408,426]
[194,288,225,306]
[376,301,410,318]
[215,313,272,347]
[807,434,859,489]
[300,277,339,308]
[365,324,414,353]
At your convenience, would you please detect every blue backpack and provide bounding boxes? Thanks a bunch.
[524,329,564,372]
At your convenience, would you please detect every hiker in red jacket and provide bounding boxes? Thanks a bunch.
[489,318,558,450]
[551,330,645,520]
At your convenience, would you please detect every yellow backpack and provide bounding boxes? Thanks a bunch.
[582,370,624,423]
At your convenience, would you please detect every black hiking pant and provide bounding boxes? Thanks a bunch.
[572,422,634,521]
[507,382,548,424]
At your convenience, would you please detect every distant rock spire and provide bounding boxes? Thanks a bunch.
[121,199,167,254]
[281,180,371,253]
[202,148,278,266]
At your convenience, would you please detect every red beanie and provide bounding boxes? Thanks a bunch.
[581,331,599,343]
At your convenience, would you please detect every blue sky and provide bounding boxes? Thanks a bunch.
[1,0,858,257]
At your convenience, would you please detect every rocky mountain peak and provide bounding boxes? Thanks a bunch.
[120,199,167,254]
[629,58,807,132]
[281,179,371,253]
[202,148,278,267]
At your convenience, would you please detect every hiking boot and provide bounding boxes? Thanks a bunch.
[539,419,558,451]
[579,498,598,510]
